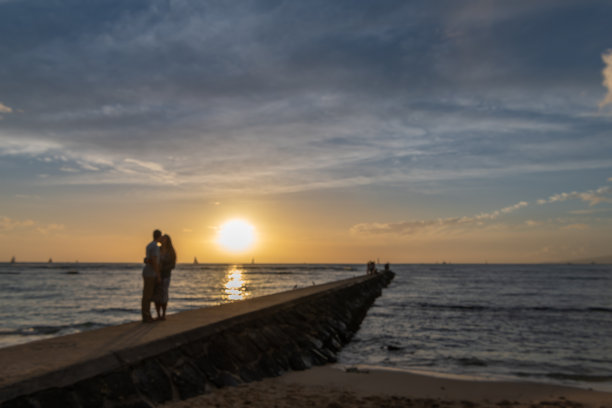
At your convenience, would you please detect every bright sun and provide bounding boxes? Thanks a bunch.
[217,219,256,252]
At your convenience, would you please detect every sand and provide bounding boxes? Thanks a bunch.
[162,365,612,408]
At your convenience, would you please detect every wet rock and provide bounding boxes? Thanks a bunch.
[259,325,288,349]
[309,348,330,365]
[1,396,37,408]
[244,329,271,353]
[194,355,219,380]
[113,400,153,408]
[73,370,138,407]
[171,361,207,400]
[182,340,206,359]
[213,372,241,388]
[289,352,312,371]
[158,348,185,369]
[73,378,106,408]
[132,360,172,403]
[114,401,153,408]
[238,365,263,383]
[33,388,79,408]
[207,338,239,373]
[325,333,343,352]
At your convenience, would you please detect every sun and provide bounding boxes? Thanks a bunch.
[216,219,256,252]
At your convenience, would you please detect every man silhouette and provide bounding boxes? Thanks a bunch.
[142,229,162,322]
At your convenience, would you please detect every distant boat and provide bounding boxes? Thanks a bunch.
[10,256,15,264]
[251,257,255,264]
[48,258,53,263]
[193,257,199,265]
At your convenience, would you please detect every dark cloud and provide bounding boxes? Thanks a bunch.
[1,0,611,194]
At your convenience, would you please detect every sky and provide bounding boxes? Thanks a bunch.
[1,0,612,263]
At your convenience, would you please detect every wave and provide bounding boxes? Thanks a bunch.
[546,373,612,383]
[455,357,488,367]
[88,307,137,315]
[0,321,108,337]
[415,302,612,314]
[515,372,612,383]
[246,271,295,275]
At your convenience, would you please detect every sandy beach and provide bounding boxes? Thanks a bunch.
[162,365,612,408]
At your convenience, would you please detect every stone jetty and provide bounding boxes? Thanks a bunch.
[0,270,394,408]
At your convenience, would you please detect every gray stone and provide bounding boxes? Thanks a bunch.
[158,348,185,369]
[238,365,263,383]
[33,388,79,408]
[114,401,154,408]
[289,352,312,371]
[132,360,173,403]
[170,361,207,400]
[244,329,271,353]
[194,355,219,380]
[1,397,36,408]
[213,372,241,388]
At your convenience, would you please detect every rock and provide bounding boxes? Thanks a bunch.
[131,360,173,403]
[32,388,79,408]
[171,361,207,400]
[1,396,37,408]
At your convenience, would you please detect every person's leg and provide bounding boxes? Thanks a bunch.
[162,277,170,319]
[154,302,161,320]
[141,277,155,322]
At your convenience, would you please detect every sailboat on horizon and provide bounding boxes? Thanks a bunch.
[193,257,199,265]
[10,256,15,264]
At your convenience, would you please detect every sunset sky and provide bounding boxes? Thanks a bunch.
[1,1,612,263]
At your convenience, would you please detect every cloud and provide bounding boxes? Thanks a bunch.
[537,185,612,206]
[0,102,12,113]
[350,201,528,236]
[0,216,34,231]
[600,50,612,109]
[0,215,66,235]
[473,201,528,221]
[1,2,612,200]
[123,158,165,173]
[36,223,65,235]
[560,223,589,231]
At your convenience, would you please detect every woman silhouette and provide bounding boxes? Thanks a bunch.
[153,234,177,320]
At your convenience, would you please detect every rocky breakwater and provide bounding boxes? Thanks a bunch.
[0,270,394,408]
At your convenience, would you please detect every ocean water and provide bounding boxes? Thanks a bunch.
[0,263,611,391]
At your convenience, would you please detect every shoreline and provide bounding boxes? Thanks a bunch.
[162,364,612,408]
[360,365,612,393]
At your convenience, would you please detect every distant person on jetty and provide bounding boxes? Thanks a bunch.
[142,229,162,323]
[366,260,378,275]
[153,234,176,321]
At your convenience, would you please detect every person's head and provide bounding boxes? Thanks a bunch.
[161,234,173,247]
[153,229,162,241]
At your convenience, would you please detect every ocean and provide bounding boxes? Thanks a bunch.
[1,263,611,391]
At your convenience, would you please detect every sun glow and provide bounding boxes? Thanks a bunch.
[216,219,256,252]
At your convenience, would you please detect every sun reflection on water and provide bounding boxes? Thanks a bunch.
[224,267,249,301]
